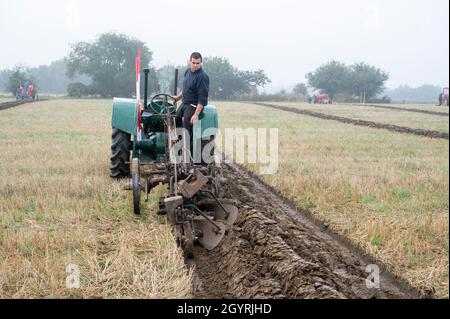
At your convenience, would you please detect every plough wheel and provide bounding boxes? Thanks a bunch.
[181,221,194,259]
[132,172,141,215]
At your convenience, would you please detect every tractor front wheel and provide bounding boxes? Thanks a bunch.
[110,128,131,178]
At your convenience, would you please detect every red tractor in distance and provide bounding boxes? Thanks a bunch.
[16,80,38,101]
[309,93,331,104]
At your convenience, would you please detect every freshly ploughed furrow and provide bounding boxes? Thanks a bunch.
[190,162,420,299]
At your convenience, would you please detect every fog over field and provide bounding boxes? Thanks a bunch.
[0,0,448,91]
[0,0,449,301]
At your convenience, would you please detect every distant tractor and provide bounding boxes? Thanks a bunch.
[317,93,331,104]
[16,80,38,101]
[309,93,331,104]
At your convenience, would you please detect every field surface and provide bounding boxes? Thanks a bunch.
[0,100,192,298]
[0,99,447,298]
[216,101,449,298]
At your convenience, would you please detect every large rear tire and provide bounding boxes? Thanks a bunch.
[110,128,131,178]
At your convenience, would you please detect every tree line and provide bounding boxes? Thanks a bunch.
[305,60,390,102]
[2,31,439,103]
[64,34,390,102]
[0,60,89,95]
[64,32,271,99]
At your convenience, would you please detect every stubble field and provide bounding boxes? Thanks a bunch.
[0,99,448,298]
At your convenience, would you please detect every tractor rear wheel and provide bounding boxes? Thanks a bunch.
[110,128,131,178]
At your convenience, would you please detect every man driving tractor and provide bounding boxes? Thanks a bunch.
[172,52,210,157]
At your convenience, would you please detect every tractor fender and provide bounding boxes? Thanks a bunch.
[112,98,138,136]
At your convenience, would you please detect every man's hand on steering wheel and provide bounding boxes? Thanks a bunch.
[171,95,181,103]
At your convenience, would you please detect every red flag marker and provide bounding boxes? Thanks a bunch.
[135,48,142,141]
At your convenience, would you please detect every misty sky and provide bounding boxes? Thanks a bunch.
[0,0,448,91]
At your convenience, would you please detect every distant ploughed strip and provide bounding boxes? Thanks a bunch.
[254,103,449,140]
[350,103,449,117]
[0,100,46,112]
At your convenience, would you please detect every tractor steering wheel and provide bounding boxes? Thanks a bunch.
[149,94,176,115]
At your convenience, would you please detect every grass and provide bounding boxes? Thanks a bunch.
[271,102,449,133]
[214,101,449,298]
[0,100,192,298]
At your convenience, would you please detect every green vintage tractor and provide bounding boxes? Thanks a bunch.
[110,68,237,257]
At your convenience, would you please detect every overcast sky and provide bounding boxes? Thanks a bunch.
[0,0,448,91]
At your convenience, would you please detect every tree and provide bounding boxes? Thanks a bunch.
[29,59,91,94]
[238,69,271,89]
[66,32,158,97]
[0,60,90,95]
[292,83,308,96]
[306,60,350,100]
[348,62,389,100]
[5,65,37,96]
[306,61,389,101]
[67,82,92,97]
[386,84,442,102]
[203,57,270,99]
[156,64,185,95]
[0,70,7,92]
[203,57,240,99]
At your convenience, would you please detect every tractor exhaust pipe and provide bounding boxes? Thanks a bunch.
[143,68,149,109]
[173,68,179,108]
[173,69,178,95]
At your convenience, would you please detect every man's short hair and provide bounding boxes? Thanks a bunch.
[190,52,203,61]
